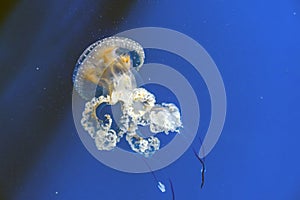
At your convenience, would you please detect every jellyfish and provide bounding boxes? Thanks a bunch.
[73,36,182,157]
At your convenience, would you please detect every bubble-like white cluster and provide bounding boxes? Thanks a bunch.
[81,96,118,151]
[81,78,182,157]
[125,135,160,157]
[149,103,182,134]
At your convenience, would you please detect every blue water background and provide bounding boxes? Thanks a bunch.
[0,0,299,199]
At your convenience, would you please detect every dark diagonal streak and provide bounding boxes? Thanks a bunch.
[0,0,136,199]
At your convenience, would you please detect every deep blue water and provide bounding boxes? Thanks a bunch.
[0,0,299,200]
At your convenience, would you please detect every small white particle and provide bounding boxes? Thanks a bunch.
[157,181,166,193]
[55,191,58,195]
[260,96,263,100]
[36,67,40,70]
[293,12,297,16]
[43,87,47,90]
[148,78,151,81]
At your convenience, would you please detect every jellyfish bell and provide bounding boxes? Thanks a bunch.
[73,36,145,101]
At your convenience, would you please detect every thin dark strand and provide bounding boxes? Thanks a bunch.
[193,148,206,189]
[198,137,206,161]
[143,158,159,183]
[197,136,206,188]
[169,179,175,200]
[201,171,205,188]
[198,137,206,188]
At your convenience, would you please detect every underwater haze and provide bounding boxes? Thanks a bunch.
[0,0,299,200]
